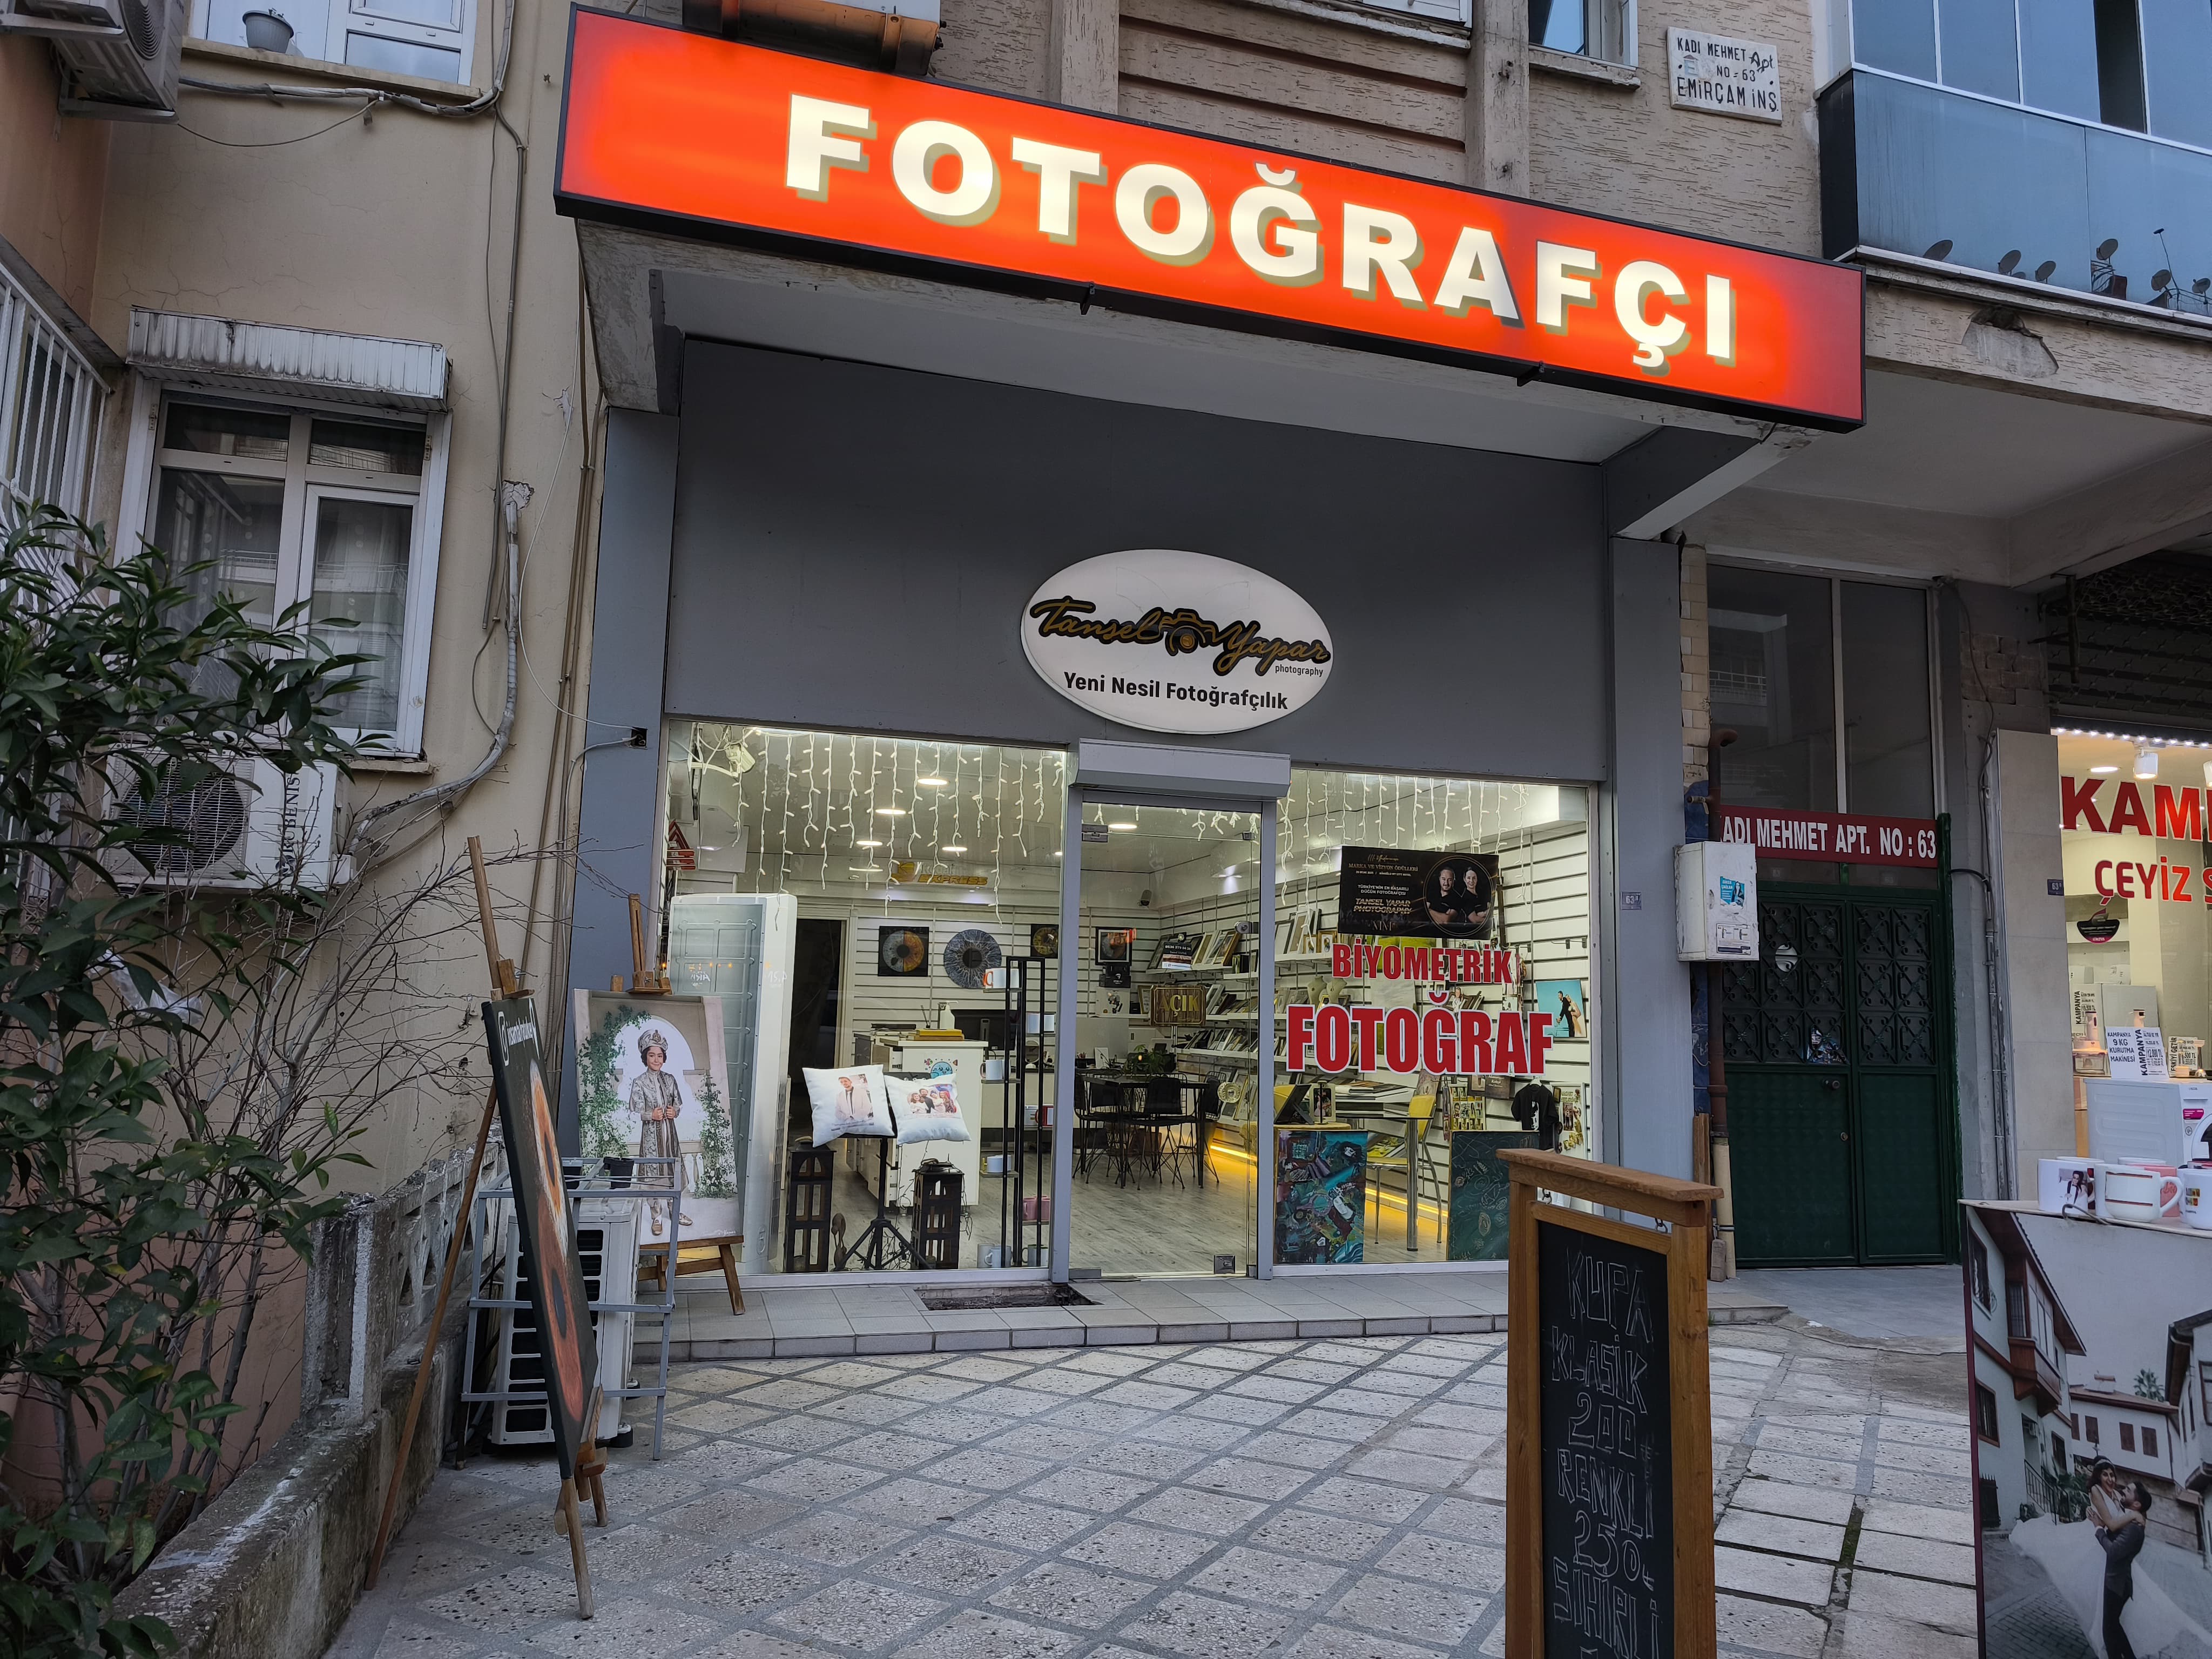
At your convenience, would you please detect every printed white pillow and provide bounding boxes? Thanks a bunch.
[803,1065,896,1146]
[888,1073,970,1145]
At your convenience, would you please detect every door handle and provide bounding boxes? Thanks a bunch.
[1822,1078,1842,1091]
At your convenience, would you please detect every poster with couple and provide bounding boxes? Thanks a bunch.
[1966,1202,2212,1657]
[1336,846,1499,940]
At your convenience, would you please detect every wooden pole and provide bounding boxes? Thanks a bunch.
[365,837,516,1589]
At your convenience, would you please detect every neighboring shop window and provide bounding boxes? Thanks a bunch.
[1709,564,1937,885]
[147,394,442,751]
[192,0,478,84]
[2058,729,2212,1087]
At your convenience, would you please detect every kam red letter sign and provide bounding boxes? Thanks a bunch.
[556,10,1865,429]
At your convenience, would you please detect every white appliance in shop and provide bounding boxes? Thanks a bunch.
[102,757,338,891]
[488,1195,636,1447]
[2085,1077,2212,1170]
[666,893,798,1265]
[1,0,187,113]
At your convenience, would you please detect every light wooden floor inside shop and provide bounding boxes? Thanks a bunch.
[796,1139,1455,1277]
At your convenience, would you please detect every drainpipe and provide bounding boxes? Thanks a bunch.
[1708,727,1738,1279]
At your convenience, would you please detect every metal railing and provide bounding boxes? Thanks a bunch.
[0,265,104,530]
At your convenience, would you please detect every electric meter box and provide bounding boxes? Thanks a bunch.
[1675,840,1759,962]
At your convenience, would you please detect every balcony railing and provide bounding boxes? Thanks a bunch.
[1819,69,2212,319]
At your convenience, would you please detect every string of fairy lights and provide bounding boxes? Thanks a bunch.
[673,723,1575,927]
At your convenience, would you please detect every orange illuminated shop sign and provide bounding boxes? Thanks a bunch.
[557,10,1865,429]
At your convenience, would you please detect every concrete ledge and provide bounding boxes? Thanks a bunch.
[112,1326,457,1659]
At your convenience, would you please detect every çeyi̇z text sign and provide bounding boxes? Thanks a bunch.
[555,11,1865,429]
[1716,804,1938,867]
[1024,549,1332,734]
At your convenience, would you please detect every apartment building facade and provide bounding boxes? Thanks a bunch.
[1,0,2208,1501]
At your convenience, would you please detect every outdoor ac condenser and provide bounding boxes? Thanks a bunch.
[0,0,187,115]
[487,1195,635,1448]
[102,757,338,893]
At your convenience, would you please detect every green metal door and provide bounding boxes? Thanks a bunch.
[1723,885,1955,1266]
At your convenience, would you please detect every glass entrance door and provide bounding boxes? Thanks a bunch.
[1064,798,1262,1276]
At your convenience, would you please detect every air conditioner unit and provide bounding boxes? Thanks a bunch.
[682,0,938,76]
[488,1197,636,1448]
[105,757,339,892]
[1,0,187,117]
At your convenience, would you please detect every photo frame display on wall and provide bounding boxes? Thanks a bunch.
[1100,963,1131,989]
[1095,927,1135,963]
[878,926,929,976]
[1030,923,1060,959]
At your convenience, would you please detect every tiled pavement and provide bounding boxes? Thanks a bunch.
[335,1313,1975,1658]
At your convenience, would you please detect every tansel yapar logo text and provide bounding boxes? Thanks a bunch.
[1027,596,1331,680]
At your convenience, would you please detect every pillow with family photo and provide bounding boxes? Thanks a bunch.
[802,1065,897,1146]
[887,1073,970,1145]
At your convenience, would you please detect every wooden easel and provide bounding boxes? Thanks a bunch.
[365,837,609,1620]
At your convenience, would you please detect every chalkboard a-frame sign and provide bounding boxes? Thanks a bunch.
[1501,1149,1721,1659]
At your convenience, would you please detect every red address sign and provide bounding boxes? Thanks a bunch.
[556,11,1865,430]
[1716,805,1939,867]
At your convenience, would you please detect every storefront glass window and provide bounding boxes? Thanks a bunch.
[649,723,1596,1278]
[2058,731,2211,1100]
[1710,567,1839,813]
[1267,773,1595,1268]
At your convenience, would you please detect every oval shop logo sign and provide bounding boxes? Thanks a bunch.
[1022,550,1333,736]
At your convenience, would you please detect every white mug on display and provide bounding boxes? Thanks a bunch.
[2181,1165,2212,1231]
[2102,1163,2182,1223]
[2039,1157,2099,1217]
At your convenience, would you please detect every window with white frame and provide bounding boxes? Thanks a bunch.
[1530,0,1634,63]
[0,269,104,530]
[143,392,443,751]
[191,0,476,85]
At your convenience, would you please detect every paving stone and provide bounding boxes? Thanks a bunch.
[1246,1508,1393,1562]
[1098,1379,1199,1410]
[658,1488,805,1537]
[884,1374,987,1404]
[871,1534,1031,1594]
[1326,1574,1486,1646]
[924,1448,1053,1491]
[1746,1449,1860,1490]
[1414,1496,1506,1547]
[358,1617,484,1658]
[892,1609,1078,1659]
[1295,1475,1428,1525]
[1344,1448,1472,1490]
[1000,1367,1109,1397]
[683,1440,800,1482]
[1727,1480,1856,1527]
[415,1568,578,1636]
[1183,1393,1292,1427]
[828,1430,954,1471]
[769,1579,946,1650]
[1377,1532,1505,1593]
[1715,1593,1830,1657]
[839,1476,986,1525]
[1183,1456,1313,1501]
[1046,1401,1162,1436]
[1116,1590,1297,1659]
[1190,1544,1345,1610]
[1130,1414,1251,1451]
[682,1633,826,1659]
[1264,1358,1362,1385]
[986,1560,1154,1628]
[1087,1440,1208,1480]
[1231,1429,1350,1471]
[1715,1543,1836,1607]
[1017,1467,1157,1513]
[670,1399,776,1435]
[1878,1418,1970,1452]
[746,1455,885,1501]
[1870,1466,1973,1509]
[1714,1509,1847,1561]
[746,1416,859,1453]
[1851,1529,1978,1584]
[1754,1425,1865,1464]
[757,1507,908,1566]
[899,1407,1010,1444]
[1274,1408,1388,1441]
[1856,1499,1976,1547]
[1345,1368,1442,1398]
[518,1594,721,1655]
[1128,1486,1269,1536]
[1834,1608,1979,1658]
[656,1548,824,1615]
[1846,1570,1978,1634]
[1060,1519,1219,1578]
[948,1498,1098,1551]
[1314,1387,1415,1418]
[1280,1624,1445,1659]
[1222,1373,1326,1405]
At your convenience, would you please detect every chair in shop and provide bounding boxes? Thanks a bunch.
[1365,1091,1440,1252]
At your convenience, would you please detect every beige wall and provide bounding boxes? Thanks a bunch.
[1529,4,1820,255]
[88,8,605,1189]
[0,37,111,320]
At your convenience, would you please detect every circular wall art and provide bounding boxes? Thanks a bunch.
[942,927,1003,989]
[878,926,930,976]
